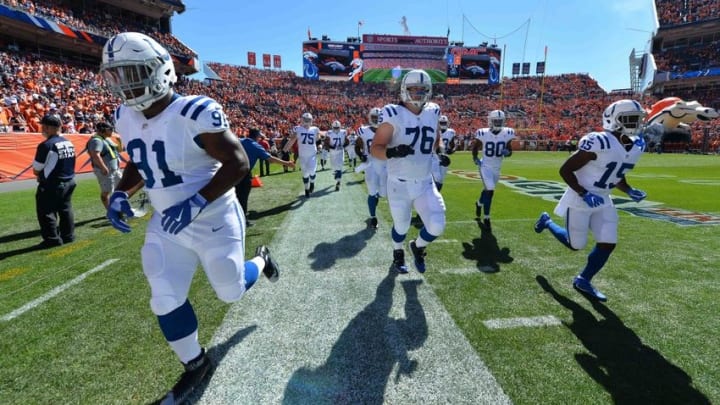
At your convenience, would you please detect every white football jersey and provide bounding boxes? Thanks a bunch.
[380,102,441,180]
[575,131,640,196]
[357,125,378,161]
[293,125,320,158]
[439,128,456,152]
[347,133,357,147]
[474,127,515,169]
[326,129,347,151]
[113,95,233,212]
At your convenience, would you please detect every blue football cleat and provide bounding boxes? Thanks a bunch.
[392,249,408,274]
[409,239,427,273]
[573,276,607,302]
[534,212,551,234]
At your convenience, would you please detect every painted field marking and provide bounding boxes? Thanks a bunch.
[1,258,118,322]
[483,315,562,329]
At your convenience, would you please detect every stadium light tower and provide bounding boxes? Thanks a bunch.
[629,48,643,94]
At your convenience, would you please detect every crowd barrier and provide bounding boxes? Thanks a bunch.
[0,133,127,182]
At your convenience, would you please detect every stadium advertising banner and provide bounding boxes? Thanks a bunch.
[360,34,447,83]
[302,41,361,81]
[273,54,282,69]
[263,53,271,68]
[247,51,256,66]
[446,46,501,84]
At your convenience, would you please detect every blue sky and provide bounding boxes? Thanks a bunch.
[172,0,657,91]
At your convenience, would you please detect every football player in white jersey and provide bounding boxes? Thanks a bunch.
[471,110,515,230]
[356,107,387,229]
[101,32,280,403]
[324,120,348,191]
[346,130,359,169]
[431,115,456,191]
[318,132,329,170]
[534,99,648,302]
[284,112,320,197]
[370,69,446,274]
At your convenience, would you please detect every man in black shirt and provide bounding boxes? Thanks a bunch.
[32,114,77,247]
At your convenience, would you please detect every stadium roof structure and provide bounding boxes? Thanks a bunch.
[0,1,196,74]
[97,0,185,18]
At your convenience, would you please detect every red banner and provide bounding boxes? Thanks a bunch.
[273,55,281,69]
[262,53,271,68]
[247,51,256,66]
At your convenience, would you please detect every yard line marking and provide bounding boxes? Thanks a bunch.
[483,315,562,329]
[1,259,118,322]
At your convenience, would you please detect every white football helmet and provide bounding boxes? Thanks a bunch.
[439,115,449,130]
[368,107,381,128]
[301,112,313,125]
[100,32,176,112]
[488,110,505,131]
[400,69,432,108]
[602,99,646,137]
[331,120,341,130]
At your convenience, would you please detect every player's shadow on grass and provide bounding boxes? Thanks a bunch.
[308,227,376,271]
[308,185,336,199]
[536,276,710,404]
[0,216,107,260]
[248,198,306,221]
[282,271,427,404]
[344,178,365,187]
[460,219,513,273]
[176,325,257,405]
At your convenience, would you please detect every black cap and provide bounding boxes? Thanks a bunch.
[40,113,61,127]
[96,122,113,132]
[248,128,261,139]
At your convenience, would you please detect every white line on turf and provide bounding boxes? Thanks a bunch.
[483,315,562,329]
[1,258,119,322]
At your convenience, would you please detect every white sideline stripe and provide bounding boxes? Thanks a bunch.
[1,259,118,322]
[483,315,561,329]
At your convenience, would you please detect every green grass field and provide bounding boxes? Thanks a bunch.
[1,152,718,404]
[363,68,447,83]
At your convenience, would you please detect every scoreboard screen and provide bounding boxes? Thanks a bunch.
[446,45,501,84]
[302,41,361,81]
[302,35,500,84]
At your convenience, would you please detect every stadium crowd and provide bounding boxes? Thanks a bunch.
[655,0,719,26]
[3,48,719,152]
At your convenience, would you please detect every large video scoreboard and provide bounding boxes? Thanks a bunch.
[302,34,501,84]
[445,45,501,84]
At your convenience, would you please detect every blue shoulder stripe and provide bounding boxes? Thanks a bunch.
[384,106,398,117]
[180,96,210,118]
[190,98,213,121]
[114,105,121,122]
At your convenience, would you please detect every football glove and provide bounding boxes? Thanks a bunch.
[160,193,208,235]
[438,153,451,167]
[627,188,647,202]
[386,144,414,158]
[580,191,604,208]
[473,157,482,166]
[107,191,134,233]
[359,153,368,163]
[502,148,512,157]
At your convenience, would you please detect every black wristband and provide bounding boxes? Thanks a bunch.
[578,189,587,197]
